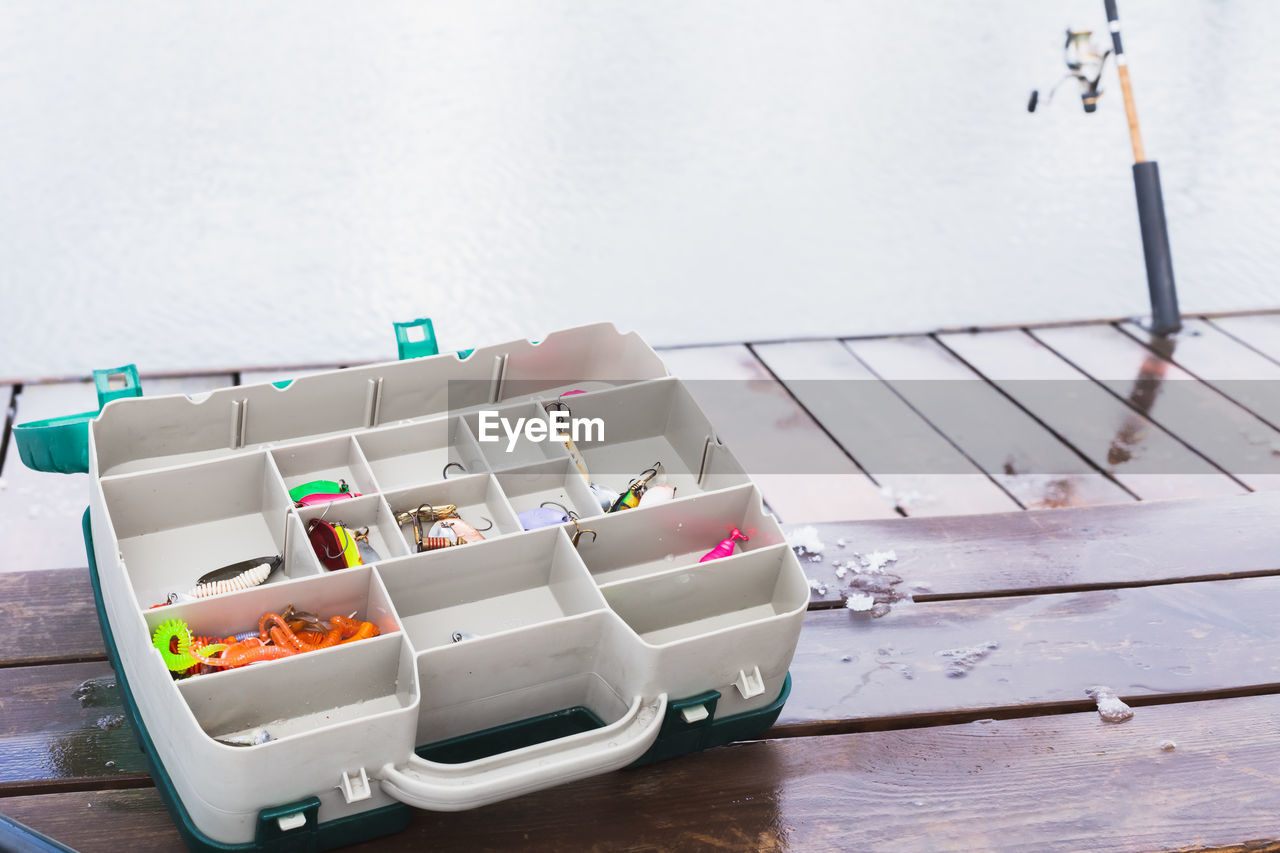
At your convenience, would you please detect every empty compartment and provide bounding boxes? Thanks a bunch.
[356,416,488,492]
[272,436,376,502]
[296,494,409,566]
[412,611,639,752]
[574,485,783,584]
[378,527,606,651]
[383,472,522,552]
[555,378,750,499]
[178,633,416,743]
[101,452,312,608]
[602,545,806,646]
[464,402,568,471]
[496,459,601,528]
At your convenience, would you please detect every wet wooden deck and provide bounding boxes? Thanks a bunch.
[4,311,1280,851]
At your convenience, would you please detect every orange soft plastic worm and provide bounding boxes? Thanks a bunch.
[195,642,297,668]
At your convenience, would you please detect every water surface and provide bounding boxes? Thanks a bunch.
[1,1,1277,378]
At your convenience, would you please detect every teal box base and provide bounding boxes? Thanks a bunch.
[84,510,793,850]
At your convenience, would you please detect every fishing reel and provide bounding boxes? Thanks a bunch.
[1028,28,1111,114]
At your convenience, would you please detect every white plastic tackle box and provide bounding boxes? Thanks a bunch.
[22,321,809,852]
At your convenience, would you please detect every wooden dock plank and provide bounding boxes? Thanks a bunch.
[657,345,898,523]
[791,491,1280,604]
[9,694,1280,853]
[938,329,1245,502]
[752,340,1020,517]
[844,336,1134,510]
[1120,318,1280,430]
[1031,324,1280,492]
[783,575,1280,731]
[0,662,148,788]
[0,569,103,667]
[15,564,1280,787]
[3,376,235,572]
[1206,314,1280,366]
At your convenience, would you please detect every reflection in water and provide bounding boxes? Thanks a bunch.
[1107,340,1173,467]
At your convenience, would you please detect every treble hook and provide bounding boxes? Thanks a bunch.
[443,462,466,480]
[568,516,597,548]
[628,463,662,491]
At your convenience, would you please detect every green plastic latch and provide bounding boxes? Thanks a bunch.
[393,317,440,360]
[256,797,321,852]
[13,364,143,475]
[394,316,477,360]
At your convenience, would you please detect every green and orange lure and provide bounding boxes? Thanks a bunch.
[608,463,662,513]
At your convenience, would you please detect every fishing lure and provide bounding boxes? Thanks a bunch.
[589,483,619,513]
[544,395,592,484]
[700,527,749,562]
[608,463,663,513]
[196,555,283,587]
[334,523,363,568]
[638,485,676,508]
[517,501,574,531]
[295,491,360,508]
[195,642,297,669]
[350,527,381,563]
[333,614,380,643]
[307,518,350,570]
[152,619,198,672]
[428,515,491,545]
[185,562,274,599]
[393,504,459,526]
[288,479,353,503]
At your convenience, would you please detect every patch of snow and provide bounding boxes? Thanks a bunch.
[807,577,828,596]
[937,641,999,677]
[853,550,898,574]
[844,591,875,612]
[1085,686,1134,723]
[787,525,825,554]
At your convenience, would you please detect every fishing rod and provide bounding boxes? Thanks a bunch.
[1028,0,1181,336]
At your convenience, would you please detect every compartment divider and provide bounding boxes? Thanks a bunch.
[448,415,492,479]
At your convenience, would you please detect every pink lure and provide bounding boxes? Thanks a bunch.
[700,527,748,562]
[295,491,360,508]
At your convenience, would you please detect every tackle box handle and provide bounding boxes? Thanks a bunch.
[378,693,667,811]
[13,365,142,475]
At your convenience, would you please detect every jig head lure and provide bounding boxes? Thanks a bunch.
[700,527,748,562]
